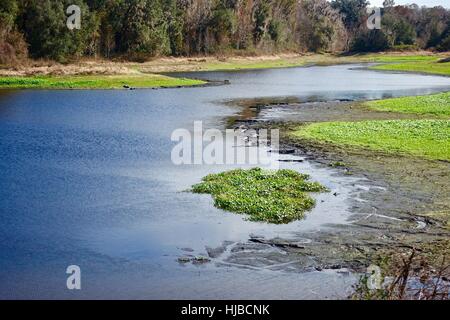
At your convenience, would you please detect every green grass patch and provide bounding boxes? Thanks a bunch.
[363,54,437,63]
[192,167,327,224]
[365,92,450,118]
[294,120,450,161]
[204,59,306,71]
[0,74,205,89]
[354,53,450,76]
[201,54,447,73]
[370,58,450,76]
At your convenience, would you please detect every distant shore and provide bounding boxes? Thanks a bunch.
[0,51,449,89]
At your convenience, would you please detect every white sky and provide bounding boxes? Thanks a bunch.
[369,0,450,8]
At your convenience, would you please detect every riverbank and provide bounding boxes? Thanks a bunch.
[369,55,450,76]
[1,51,449,89]
[295,119,450,161]
[223,91,450,298]
[293,92,450,161]
[0,74,205,90]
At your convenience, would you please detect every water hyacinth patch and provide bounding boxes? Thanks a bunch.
[192,168,328,224]
[295,120,450,161]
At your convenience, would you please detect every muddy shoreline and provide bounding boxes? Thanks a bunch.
[205,98,450,276]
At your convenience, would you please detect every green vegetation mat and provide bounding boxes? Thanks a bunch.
[0,74,205,89]
[365,92,450,118]
[370,57,450,76]
[192,168,327,224]
[295,120,450,161]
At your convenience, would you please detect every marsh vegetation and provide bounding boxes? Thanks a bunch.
[192,168,327,224]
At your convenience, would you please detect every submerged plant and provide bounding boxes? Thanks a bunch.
[192,168,328,224]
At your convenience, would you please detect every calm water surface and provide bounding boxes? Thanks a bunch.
[1,65,450,299]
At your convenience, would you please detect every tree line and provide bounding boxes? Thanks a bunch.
[0,0,449,64]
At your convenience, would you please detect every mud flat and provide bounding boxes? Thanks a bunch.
[219,97,450,276]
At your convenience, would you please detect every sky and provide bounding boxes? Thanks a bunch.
[369,0,450,8]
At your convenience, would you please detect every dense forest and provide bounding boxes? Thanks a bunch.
[0,0,449,63]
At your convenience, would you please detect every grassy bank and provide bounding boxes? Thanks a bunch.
[368,54,450,76]
[192,168,327,224]
[152,52,450,73]
[203,56,308,71]
[294,120,450,161]
[140,53,444,73]
[364,54,438,63]
[135,54,311,73]
[1,52,448,89]
[365,92,450,118]
[371,60,450,76]
[0,74,205,89]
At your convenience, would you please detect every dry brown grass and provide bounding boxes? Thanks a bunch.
[0,59,140,77]
[1,50,448,77]
[0,53,309,75]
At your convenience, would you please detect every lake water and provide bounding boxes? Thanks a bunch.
[1,64,450,299]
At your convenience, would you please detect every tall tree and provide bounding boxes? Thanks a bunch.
[0,0,28,64]
[19,0,96,62]
[0,0,448,62]
[298,0,346,52]
[115,0,170,58]
[331,0,368,49]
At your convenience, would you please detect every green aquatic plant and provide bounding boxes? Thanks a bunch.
[192,168,327,224]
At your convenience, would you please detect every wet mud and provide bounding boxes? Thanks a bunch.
[202,97,450,274]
